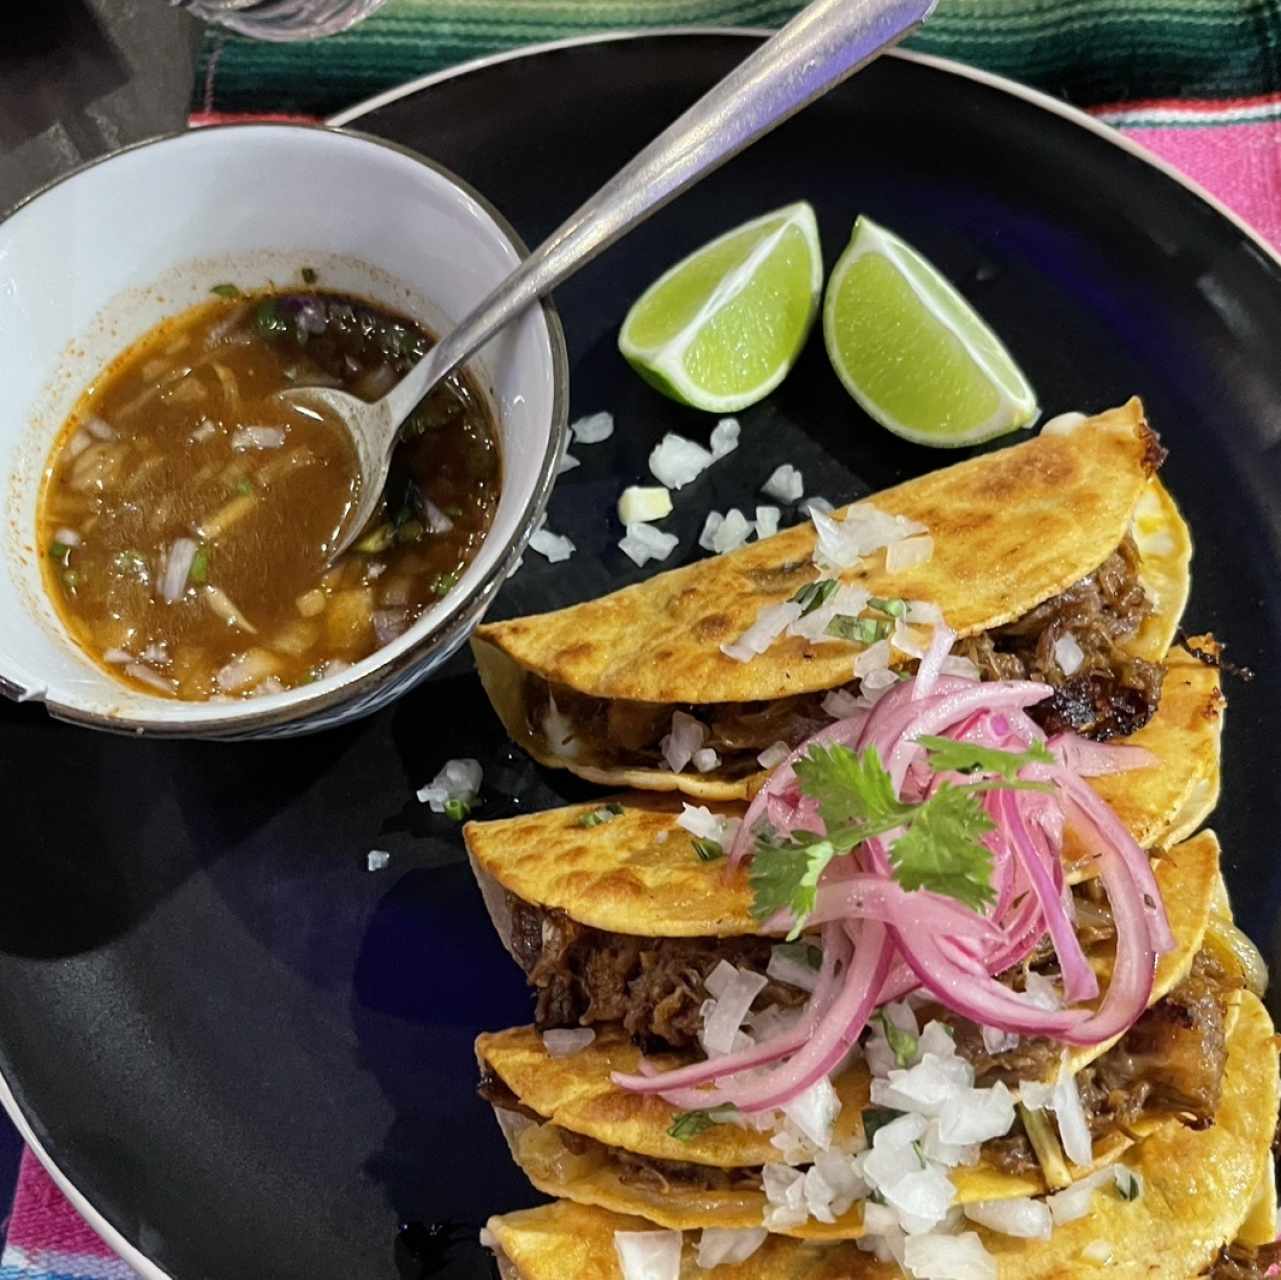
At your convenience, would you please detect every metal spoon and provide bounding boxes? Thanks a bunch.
[286,0,937,556]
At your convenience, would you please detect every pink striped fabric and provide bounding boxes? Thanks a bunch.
[4,98,1280,1280]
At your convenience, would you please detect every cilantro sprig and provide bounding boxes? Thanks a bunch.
[667,1104,738,1141]
[749,737,1054,935]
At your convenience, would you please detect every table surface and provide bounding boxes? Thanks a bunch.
[0,0,203,1237]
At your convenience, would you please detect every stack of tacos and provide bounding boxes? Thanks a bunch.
[462,403,1277,1279]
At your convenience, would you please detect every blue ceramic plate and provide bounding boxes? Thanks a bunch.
[1,31,1279,1280]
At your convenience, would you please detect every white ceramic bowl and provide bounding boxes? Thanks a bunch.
[0,124,568,737]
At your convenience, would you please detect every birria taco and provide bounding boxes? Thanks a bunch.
[473,399,1191,800]
[482,987,1278,1279]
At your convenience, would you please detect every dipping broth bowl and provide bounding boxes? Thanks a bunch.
[0,124,568,738]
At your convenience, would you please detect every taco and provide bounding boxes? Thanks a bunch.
[473,400,1191,800]
[482,993,1279,1280]
[476,831,1228,1237]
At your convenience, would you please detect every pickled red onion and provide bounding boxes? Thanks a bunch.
[618,673,1172,1113]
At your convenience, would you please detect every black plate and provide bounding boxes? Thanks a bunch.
[3,32,1281,1280]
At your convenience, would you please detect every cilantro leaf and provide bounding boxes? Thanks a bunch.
[826,614,889,644]
[748,829,838,939]
[918,735,1054,782]
[862,1107,899,1144]
[793,743,912,834]
[867,596,908,618]
[790,578,838,617]
[888,784,996,912]
[873,1011,919,1068]
[692,837,724,862]
[667,1104,738,1141]
[576,802,624,829]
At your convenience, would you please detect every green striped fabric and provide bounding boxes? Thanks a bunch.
[193,0,1281,119]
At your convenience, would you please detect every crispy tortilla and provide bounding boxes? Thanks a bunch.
[478,833,1218,1235]
[486,993,1277,1277]
[473,401,1188,800]
[1064,641,1222,879]
[464,661,1222,938]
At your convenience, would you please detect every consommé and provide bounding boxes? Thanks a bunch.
[38,279,501,700]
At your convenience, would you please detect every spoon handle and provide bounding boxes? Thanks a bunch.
[384,0,936,425]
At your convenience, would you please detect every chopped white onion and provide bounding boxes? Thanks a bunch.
[1047,1166,1116,1224]
[619,522,678,567]
[660,710,706,773]
[649,433,714,488]
[53,527,81,547]
[698,511,724,551]
[421,498,454,534]
[709,417,740,459]
[1042,410,1087,436]
[1080,1240,1114,1266]
[761,463,804,503]
[676,804,733,844]
[754,505,780,539]
[160,538,198,604]
[617,485,672,525]
[892,616,931,659]
[936,1083,1016,1145]
[205,585,257,633]
[571,411,614,444]
[64,429,93,461]
[530,528,575,563]
[822,688,861,719]
[691,747,720,773]
[103,648,132,665]
[190,419,218,443]
[812,502,929,573]
[125,662,174,694]
[696,1227,766,1269]
[367,850,391,872]
[230,426,285,451]
[963,1197,1052,1239]
[885,533,935,573]
[416,758,483,812]
[1051,1064,1093,1167]
[613,1229,681,1280]
[141,642,168,665]
[762,1163,808,1230]
[720,601,803,663]
[940,655,982,680]
[557,451,580,475]
[542,1028,596,1058]
[702,966,767,1056]
[767,944,820,993]
[757,740,791,769]
[788,582,870,643]
[1054,632,1085,676]
[801,496,834,517]
[981,1026,1019,1055]
[779,1074,840,1149]
[711,508,753,554]
[905,599,943,624]
[85,415,116,441]
[373,609,411,646]
[540,692,579,758]
[903,1232,997,1280]
[213,648,276,693]
[854,638,892,677]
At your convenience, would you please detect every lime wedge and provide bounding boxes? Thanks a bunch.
[619,202,822,413]
[823,215,1038,446]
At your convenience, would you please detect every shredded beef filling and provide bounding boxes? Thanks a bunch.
[526,535,1165,771]
[509,896,805,1050]
[1205,1243,1281,1280]
[973,951,1236,1177]
[956,536,1164,740]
